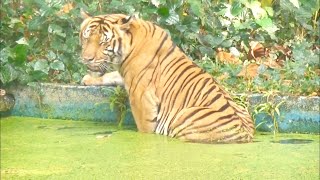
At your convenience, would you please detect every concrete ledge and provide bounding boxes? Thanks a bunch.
[248,94,319,133]
[2,83,319,133]
[3,83,133,124]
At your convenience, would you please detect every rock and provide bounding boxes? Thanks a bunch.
[0,94,15,112]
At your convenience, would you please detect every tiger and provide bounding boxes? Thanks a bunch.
[79,11,255,143]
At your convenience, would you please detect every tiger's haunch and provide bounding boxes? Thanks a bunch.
[79,12,254,143]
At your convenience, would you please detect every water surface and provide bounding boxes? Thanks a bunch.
[1,117,319,179]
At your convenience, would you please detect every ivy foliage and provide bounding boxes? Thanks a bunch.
[0,0,319,95]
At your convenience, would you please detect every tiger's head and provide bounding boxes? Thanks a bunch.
[79,11,136,74]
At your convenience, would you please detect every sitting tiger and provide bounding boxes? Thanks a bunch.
[79,11,254,143]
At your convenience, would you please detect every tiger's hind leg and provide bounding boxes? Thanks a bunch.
[168,107,253,143]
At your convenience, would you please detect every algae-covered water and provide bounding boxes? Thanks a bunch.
[1,116,319,180]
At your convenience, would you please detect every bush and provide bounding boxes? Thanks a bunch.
[0,0,319,95]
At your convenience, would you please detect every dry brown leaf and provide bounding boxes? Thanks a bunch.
[282,80,292,86]
[237,63,259,79]
[215,48,241,65]
[57,3,75,15]
[0,89,6,96]
[310,92,319,96]
[248,41,268,60]
[262,57,282,69]
[315,69,320,76]
[272,45,292,62]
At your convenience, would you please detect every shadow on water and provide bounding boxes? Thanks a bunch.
[56,126,78,130]
[271,139,314,144]
[91,131,114,135]
[91,131,115,139]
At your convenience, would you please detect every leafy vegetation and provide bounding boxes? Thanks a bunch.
[102,86,130,128]
[1,0,319,96]
[253,91,285,136]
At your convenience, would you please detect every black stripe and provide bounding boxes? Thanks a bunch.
[177,71,198,95]
[175,116,237,139]
[158,88,177,124]
[131,33,169,93]
[217,101,230,112]
[112,39,116,49]
[151,24,157,37]
[162,61,188,89]
[162,43,176,60]
[102,25,109,32]
[147,43,176,86]
[142,23,149,36]
[118,38,122,55]
[120,47,135,72]
[199,85,217,105]
[128,31,133,45]
[146,117,157,122]
[160,67,194,121]
[111,28,115,39]
[180,103,231,130]
[169,108,209,136]
[166,107,207,135]
[162,56,185,75]
[190,114,236,131]
[146,22,152,32]
[203,93,222,106]
[193,78,211,106]
[160,62,192,112]
[182,78,204,108]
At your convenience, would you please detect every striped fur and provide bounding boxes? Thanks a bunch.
[80,12,254,143]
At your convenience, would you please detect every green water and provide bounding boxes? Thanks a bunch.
[1,117,319,180]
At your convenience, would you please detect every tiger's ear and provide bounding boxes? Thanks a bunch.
[80,9,91,19]
[119,14,138,31]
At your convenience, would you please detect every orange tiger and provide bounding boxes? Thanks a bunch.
[79,11,254,143]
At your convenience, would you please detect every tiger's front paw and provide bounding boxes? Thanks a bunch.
[81,74,100,86]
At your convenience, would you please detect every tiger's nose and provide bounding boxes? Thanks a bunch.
[82,55,95,63]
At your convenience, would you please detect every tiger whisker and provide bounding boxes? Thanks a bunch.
[99,62,113,72]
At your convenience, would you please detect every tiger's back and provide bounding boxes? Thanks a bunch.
[80,12,254,143]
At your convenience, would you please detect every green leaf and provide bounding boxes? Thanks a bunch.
[34,59,50,74]
[51,38,64,51]
[247,1,268,19]
[28,17,42,31]
[231,1,243,16]
[199,46,214,57]
[50,60,65,71]
[292,40,312,61]
[0,48,10,63]
[165,9,179,25]
[47,51,57,60]
[0,64,19,84]
[16,37,29,45]
[12,44,28,65]
[198,34,225,48]
[221,39,233,48]
[188,0,204,18]
[157,7,169,17]
[255,17,279,34]
[264,7,274,17]
[289,0,300,8]
[9,18,23,28]
[48,24,66,38]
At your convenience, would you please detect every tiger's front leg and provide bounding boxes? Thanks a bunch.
[81,71,124,86]
[128,88,159,133]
